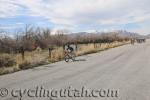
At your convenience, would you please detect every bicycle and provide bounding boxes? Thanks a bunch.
[64,51,76,62]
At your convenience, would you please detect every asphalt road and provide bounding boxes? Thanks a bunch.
[0,40,150,100]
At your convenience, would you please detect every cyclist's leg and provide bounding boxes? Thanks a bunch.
[71,52,76,61]
[64,51,70,62]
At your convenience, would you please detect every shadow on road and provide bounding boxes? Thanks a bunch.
[74,59,86,62]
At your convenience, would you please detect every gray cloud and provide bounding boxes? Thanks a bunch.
[0,0,150,34]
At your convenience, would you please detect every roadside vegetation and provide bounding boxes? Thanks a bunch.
[0,25,130,75]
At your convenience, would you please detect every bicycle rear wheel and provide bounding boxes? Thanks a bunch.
[65,55,70,62]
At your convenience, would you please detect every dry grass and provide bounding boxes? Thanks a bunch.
[0,54,20,75]
[50,47,64,62]
[76,41,129,55]
[16,50,49,69]
[0,41,129,75]
[0,54,16,68]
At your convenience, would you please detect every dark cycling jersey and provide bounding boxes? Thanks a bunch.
[67,45,74,52]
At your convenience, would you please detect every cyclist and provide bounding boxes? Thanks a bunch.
[64,44,76,62]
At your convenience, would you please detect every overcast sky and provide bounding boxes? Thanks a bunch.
[0,0,150,35]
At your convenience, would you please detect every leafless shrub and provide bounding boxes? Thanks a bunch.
[0,54,16,68]
[0,25,131,54]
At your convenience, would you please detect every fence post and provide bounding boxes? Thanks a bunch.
[94,42,96,48]
[20,46,25,60]
[49,47,54,59]
[63,44,65,51]
[49,48,52,59]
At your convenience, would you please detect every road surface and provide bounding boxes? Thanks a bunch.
[0,40,150,100]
